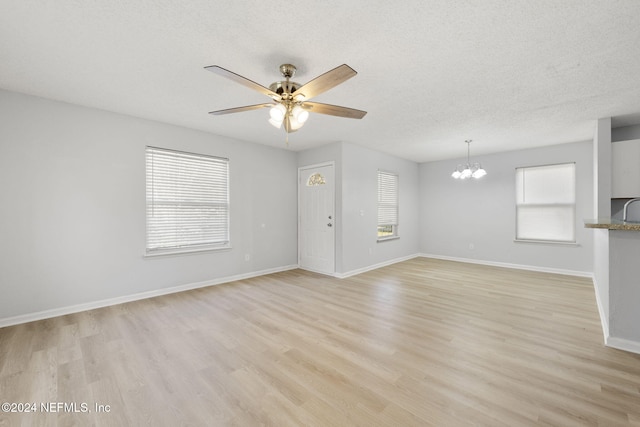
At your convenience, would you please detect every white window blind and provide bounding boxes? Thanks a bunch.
[515,163,575,243]
[378,170,399,238]
[146,146,229,254]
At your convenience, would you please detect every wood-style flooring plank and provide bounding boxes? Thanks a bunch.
[1,257,640,426]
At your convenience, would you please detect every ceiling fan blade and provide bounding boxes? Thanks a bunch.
[302,102,367,119]
[292,64,357,100]
[205,65,281,101]
[208,103,274,115]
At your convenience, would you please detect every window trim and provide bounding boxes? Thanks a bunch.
[145,146,230,256]
[514,162,576,244]
[377,169,399,241]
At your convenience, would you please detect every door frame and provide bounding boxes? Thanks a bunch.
[298,161,336,275]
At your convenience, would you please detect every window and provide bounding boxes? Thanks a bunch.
[377,170,399,240]
[146,146,229,255]
[515,163,575,243]
[307,172,326,186]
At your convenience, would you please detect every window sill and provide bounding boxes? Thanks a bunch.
[377,236,400,242]
[514,239,579,247]
[144,245,231,258]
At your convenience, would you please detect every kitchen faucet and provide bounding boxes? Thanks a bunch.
[622,198,640,222]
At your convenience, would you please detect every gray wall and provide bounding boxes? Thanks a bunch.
[297,142,344,272]
[298,142,420,275]
[341,143,420,273]
[0,90,298,319]
[596,119,640,349]
[593,118,611,327]
[609,230,640,342]
[611,123,640,220]
[419,141,594,274]
[612,123,640,142]
[0,88,607,323]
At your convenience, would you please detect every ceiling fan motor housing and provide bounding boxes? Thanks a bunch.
[269,64,300,96]
[269,80,301,96]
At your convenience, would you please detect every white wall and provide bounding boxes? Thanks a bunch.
[298,142,420,275]
[419,141,594,275]
[0,90,298,321]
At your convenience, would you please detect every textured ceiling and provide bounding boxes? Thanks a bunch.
[2,1,640,162]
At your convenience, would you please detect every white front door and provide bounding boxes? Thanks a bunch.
[299,163,335,275]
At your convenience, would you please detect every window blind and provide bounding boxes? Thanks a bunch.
[515,163,575,242]
[378,170,399,226]
[146,146,229,253]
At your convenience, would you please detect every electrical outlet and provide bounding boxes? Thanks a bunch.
[469,243,475,250]
[244,254,251,261]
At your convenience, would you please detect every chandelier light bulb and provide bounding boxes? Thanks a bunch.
[472,167,487,179]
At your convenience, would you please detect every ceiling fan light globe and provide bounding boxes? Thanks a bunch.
[270,104,286,121]
[292,106,309,123]
[268,117,283,129]
[289,117,304,130]
[452,170,462,179]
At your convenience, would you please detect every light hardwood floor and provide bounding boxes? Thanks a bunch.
[1,258,640,426]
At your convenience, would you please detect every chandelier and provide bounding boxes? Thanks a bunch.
[451,140,487,179]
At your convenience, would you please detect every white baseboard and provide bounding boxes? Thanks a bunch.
[606,336,640,354]
[334,253,421,279]
[0,265,298,328]
[419,253,593,278]
[592,277,640,355]
[591,275,610,341]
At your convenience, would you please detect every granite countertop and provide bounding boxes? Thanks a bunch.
[584,219,640,231]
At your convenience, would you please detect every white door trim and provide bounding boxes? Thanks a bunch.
[298,161,336,275]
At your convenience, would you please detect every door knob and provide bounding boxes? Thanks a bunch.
[327,223,333,227]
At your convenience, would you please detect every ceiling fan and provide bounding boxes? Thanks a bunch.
[205,63,367,133]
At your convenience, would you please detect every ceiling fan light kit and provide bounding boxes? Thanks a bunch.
[205,62,367,137]
[451,140,487,180]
